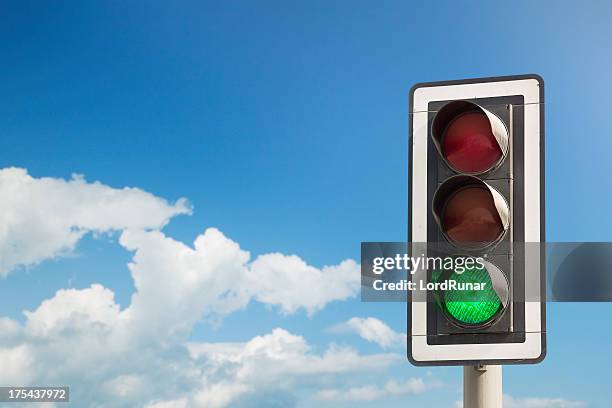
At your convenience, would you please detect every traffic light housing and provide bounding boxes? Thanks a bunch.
[408,75,545,366]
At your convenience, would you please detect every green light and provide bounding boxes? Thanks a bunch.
[433,261,505,327]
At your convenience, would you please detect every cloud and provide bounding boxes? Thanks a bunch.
[182,328,401,407]
[453,395,587,408]
[0,224,364,406]
[24,284,120,337]
[248,254,360,316]
[503,394,587,408]
[2,302,401,407]
[0,167,405,407]
[145,399,189,408]
[0,344,35,385]
[119,228,360,339]
[0,167,359,322]
[118,228,253,340]
[314,377,438,402]
[330,317,406,349]
[188,328,400,376]
[0,167,190,276]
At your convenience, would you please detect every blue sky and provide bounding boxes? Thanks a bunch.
[1,1,612,407]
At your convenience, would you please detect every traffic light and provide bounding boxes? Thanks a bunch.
[408,75,546,366]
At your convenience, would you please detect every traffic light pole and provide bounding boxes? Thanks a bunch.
[463,365,502,408]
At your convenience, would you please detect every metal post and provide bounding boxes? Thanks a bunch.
[463,365,502,408]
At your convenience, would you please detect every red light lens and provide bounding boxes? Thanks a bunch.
[442,112,502,173]
[442,186,504,246]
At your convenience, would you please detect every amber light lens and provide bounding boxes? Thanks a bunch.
[442,186,504,246]
[442,112,502,173]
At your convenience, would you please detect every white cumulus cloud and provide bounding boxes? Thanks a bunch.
[0,167,190,276]
[454,395,587,408]
[24,284,120,337]
[248,253,360,316]
[118,227,360,337]
[0,168,443,407]
[330,317,406,349]
[0,222,364,406]
[503,394,587,408]
[314,377,438,402]
[183,328,401,407]
[0,168,373,407]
